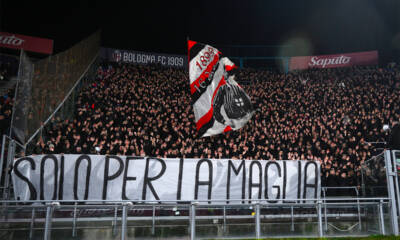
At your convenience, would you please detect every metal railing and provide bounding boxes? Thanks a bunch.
[0,198,392,240]
[1,150,399,239]
[322,186,362,233]
[0,135,25,200]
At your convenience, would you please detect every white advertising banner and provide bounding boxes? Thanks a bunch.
[12,155,320,203]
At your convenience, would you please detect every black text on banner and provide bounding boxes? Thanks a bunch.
[12,155,320,203]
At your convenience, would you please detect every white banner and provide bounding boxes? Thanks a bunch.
[12,155,320,203]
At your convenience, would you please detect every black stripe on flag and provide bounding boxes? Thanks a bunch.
[191,61,220,104]
[189,43,205,61]
[198,117,215,137]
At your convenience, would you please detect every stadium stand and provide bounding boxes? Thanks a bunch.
[0,55,18,83]
[0,56,18,161]
[32,62,400,188]
[0,89,13,137]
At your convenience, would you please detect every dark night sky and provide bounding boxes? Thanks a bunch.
[1,0,400,61]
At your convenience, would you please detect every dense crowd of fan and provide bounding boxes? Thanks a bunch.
[0,89,13,138]
[33,62,400,187]
[0,56,19,138]
[0,62,14,82]
[0,58,18,165]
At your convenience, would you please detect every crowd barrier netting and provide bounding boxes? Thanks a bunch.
[361,152,388,197]
[23,32,101,154]
[27,31,101,142]
[24,57,100,155]
[11,50,33,145]
[0,135,25,200]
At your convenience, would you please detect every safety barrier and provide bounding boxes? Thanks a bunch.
[1,147,399,239]
[0,198,393,239]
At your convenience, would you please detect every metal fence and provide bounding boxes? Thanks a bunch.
[361,152,388,197]
[0,145,399,240]
[0,136,25,201]
[23,54,100,156]
[0,54,100,204]
[28,31,100,139]
[1,147,400,239]
[0,198,393,240]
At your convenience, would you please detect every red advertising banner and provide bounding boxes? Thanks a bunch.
[289,50,378,71]
[0,32,53,54]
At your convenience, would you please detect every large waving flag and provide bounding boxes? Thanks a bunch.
[188,40,254,137]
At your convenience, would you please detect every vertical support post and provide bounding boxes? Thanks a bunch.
[392,150,400,221]
[357,199,362,231]
[379,200,386,235]
[190,203,196,240]
[0,134,6,189]
[323,188,328,232]
[2,140,15,201]
[255,203,261,239]
[223,206,227,234]
[152,205,155,235]
[318,201,323,238]
[44,205,54,240]
[29,208,35,240]
[324,202,328,232]
[112,206,118,236]
[384,150,399,235]
[72,203,77,237]
[290,206,294,231]
[121,204,127,240]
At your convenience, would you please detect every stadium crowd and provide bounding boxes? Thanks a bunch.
[0,55,19,82]
[0,56,19,139]
[0,89,13,138]
[33,62,400,186]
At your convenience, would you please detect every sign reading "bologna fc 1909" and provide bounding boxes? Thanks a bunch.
[101,47,187,68]
[12,155,320,203]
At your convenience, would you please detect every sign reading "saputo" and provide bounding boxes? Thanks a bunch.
[12,155,320,203]
[289,50,378,71]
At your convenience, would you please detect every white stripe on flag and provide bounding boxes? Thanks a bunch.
[189,45,219,84]
[192,57,234,122]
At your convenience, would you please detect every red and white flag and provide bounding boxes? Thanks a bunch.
[188,40,254,137]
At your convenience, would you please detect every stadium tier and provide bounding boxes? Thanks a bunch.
[30,62,400,189]
[3,1,400,238]
[1,34,400,240]
[1,53,400,238]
